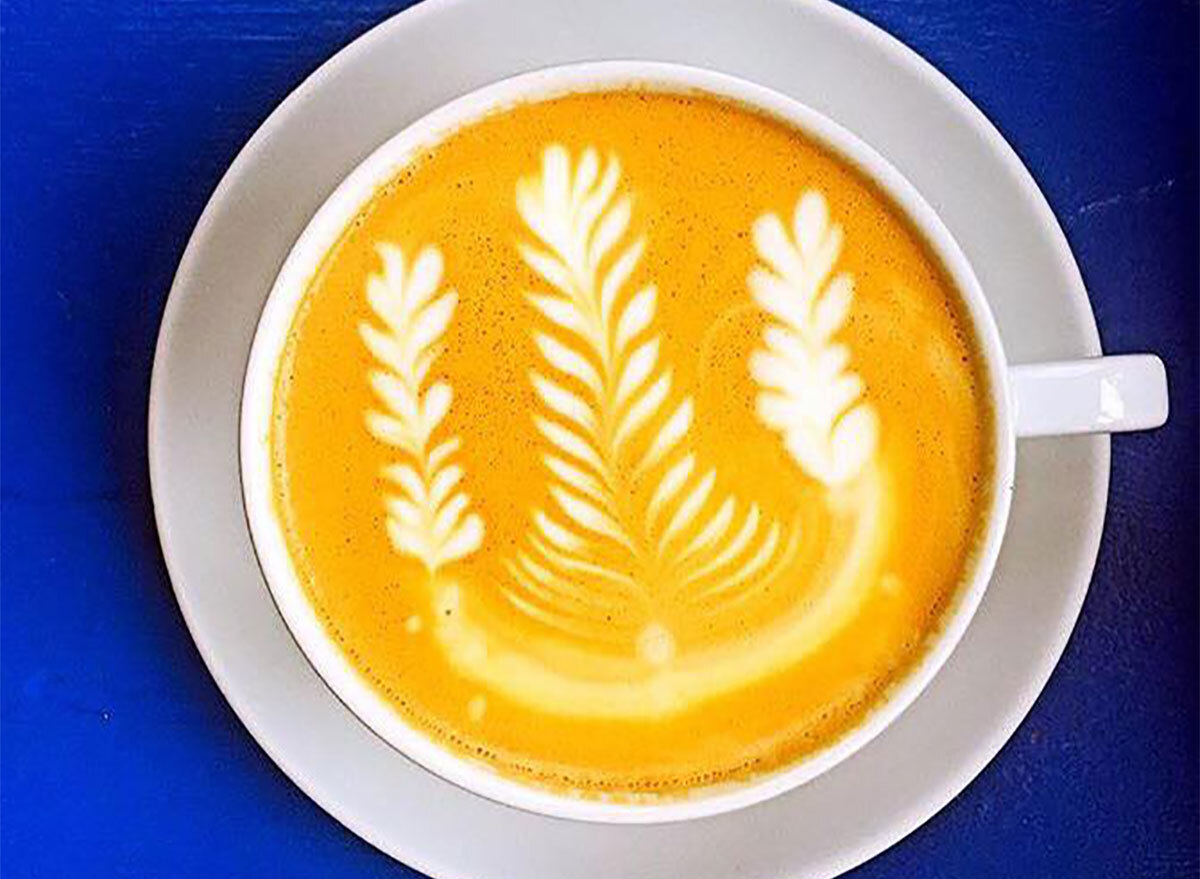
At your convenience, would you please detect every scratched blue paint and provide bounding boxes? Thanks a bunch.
[1,1,1196,877]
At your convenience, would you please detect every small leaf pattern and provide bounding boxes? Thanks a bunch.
[360,244,484,573]
[749,191,879,486]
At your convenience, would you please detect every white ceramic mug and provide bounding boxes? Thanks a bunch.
[240,61,1168,824]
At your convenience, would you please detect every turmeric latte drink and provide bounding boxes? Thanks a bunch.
[269,89,993,799]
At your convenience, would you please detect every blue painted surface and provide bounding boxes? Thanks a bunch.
[1,0,1196,875]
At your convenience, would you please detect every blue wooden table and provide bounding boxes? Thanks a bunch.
[2,1,1196,876]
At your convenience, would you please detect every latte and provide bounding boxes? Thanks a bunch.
[269,89,993,798]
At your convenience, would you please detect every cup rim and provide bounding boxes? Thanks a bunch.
[239,60,1016,824]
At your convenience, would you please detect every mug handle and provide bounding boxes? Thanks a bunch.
[1010,355,1169,438]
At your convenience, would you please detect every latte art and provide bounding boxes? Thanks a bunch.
[750,191,879,487]
[271,90,992,797]
[360,245,485,572]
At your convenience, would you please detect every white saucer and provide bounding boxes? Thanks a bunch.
[148,1,1109,876]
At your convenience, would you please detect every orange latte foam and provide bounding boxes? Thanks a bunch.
[270,90,993,797]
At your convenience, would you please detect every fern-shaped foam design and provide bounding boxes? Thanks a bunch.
[749,191,878,486]
[360,243,484,573]
[508,145,795,653]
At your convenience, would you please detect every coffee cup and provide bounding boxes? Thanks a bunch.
[241,61,1167,823]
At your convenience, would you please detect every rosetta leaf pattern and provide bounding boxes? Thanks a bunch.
[360,244,484,573]
[507,145,797,650]
[749,191,878,486]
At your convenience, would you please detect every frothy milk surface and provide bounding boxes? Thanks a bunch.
[270,90,993,798]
